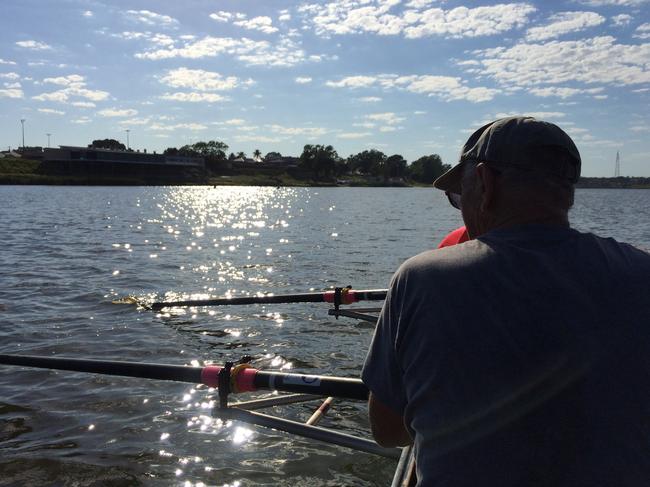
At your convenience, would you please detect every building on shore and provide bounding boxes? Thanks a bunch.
[36,146,205,182]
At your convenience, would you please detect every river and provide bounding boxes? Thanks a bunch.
[1,186,649,486]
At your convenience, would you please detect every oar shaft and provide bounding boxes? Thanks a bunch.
[0,355,369,400]
[254,371,368,400]
[150,289,388,310]
[0,354,204,383]
[151,293,324,310]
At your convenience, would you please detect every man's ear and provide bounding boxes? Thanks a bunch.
[475,163,497,213]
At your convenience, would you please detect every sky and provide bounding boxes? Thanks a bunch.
[1,0,649,177]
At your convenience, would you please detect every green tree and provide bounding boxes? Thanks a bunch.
[236,151,246,159]
[264,151,282,160]
[384,154,407,180]
[253,149,262,161]
[408,154,450,184]
[90,139,126,151]
[177,140,229,171]
[299,144,341,180]
[347,149,386,176]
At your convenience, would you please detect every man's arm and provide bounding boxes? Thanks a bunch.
[368,391,412,448]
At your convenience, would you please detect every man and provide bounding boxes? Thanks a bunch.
[362,116,650,486]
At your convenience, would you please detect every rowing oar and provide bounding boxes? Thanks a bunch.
[149,287,388,311]
[0,354,369,401]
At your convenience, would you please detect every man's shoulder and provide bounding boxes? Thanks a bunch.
[399,240,491,275]
[576,231,650,265]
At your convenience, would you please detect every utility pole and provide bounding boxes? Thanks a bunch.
[125,129,130,151]
[615,151,620,177]
[20,119,25,150]
[46,133,51,148]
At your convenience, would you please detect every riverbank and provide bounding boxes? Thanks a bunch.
[1,158,649,188]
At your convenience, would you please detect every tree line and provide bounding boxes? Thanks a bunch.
[90,138,451,184]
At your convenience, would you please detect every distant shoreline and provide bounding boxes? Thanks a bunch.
[1,158,649,188]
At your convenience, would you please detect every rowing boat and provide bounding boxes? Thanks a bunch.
[2,287,416,486]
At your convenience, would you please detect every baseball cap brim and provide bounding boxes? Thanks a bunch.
[432,161,465,194]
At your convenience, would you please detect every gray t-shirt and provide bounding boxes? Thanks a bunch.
[363,224,650,486]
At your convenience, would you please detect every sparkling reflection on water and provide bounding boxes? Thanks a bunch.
[0,186,649,486]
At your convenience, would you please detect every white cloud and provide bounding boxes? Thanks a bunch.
[327,74,498,102]
[34,74,110,103]
[576,0,649,5]
[38,108,65,115]
[237,37,315,67]
[83,10,93,17]
[71,116,92,124]
[529,86,605,98]
[338,132,371,139]
[115,31,149,41]
[267,124,328,137]
[405,3,537,39]
[629,124,650,132]
[494,111,566,120]
[133,33,325,67]
[0,72,20,80]
[71,101,96,108]
[414,110,427,115]
[326,76,378,88]
[97,108,138,117]
[118,117,151,126]
[295,76,312,84]
[44,74,85,86]
[224,119,246,125]
[234,16,279,34]
[525,11,605,42]
[33,91,69,102]
[233,134,282,143]
[279,10,291,22]
[160,67,251,91]
[611,14,632,26]
[160,92,228,102]
[359,96,382,102]
[0,58,17,65]
[366,112,405,125]
[634,23,650,39]
[16,40,52,50]
[302,2,536,39]
[0,87,23,98]
[149,122,208,131]
[125,10,178,27]
[468,36,650,89]
[210,11,233,22]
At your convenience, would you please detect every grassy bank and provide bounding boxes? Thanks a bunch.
[2,158,649,188]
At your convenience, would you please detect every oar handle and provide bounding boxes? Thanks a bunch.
[0,354,369,401]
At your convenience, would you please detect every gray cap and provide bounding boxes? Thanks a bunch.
[433,116,581,194]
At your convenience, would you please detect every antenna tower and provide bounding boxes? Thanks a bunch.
[614,151,620,177]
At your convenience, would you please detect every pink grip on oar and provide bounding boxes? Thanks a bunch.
[200,365,258,392]
[235,367,257,392]
[323,290,356,304]
[201,365,222,387]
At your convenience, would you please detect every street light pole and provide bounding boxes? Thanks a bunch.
[125,129,130,151]
[46,133,51,148]
[20,119,25,150]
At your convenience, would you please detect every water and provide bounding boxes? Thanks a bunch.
[0,186,648,486]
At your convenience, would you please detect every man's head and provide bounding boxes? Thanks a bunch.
[434,117,581,238]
